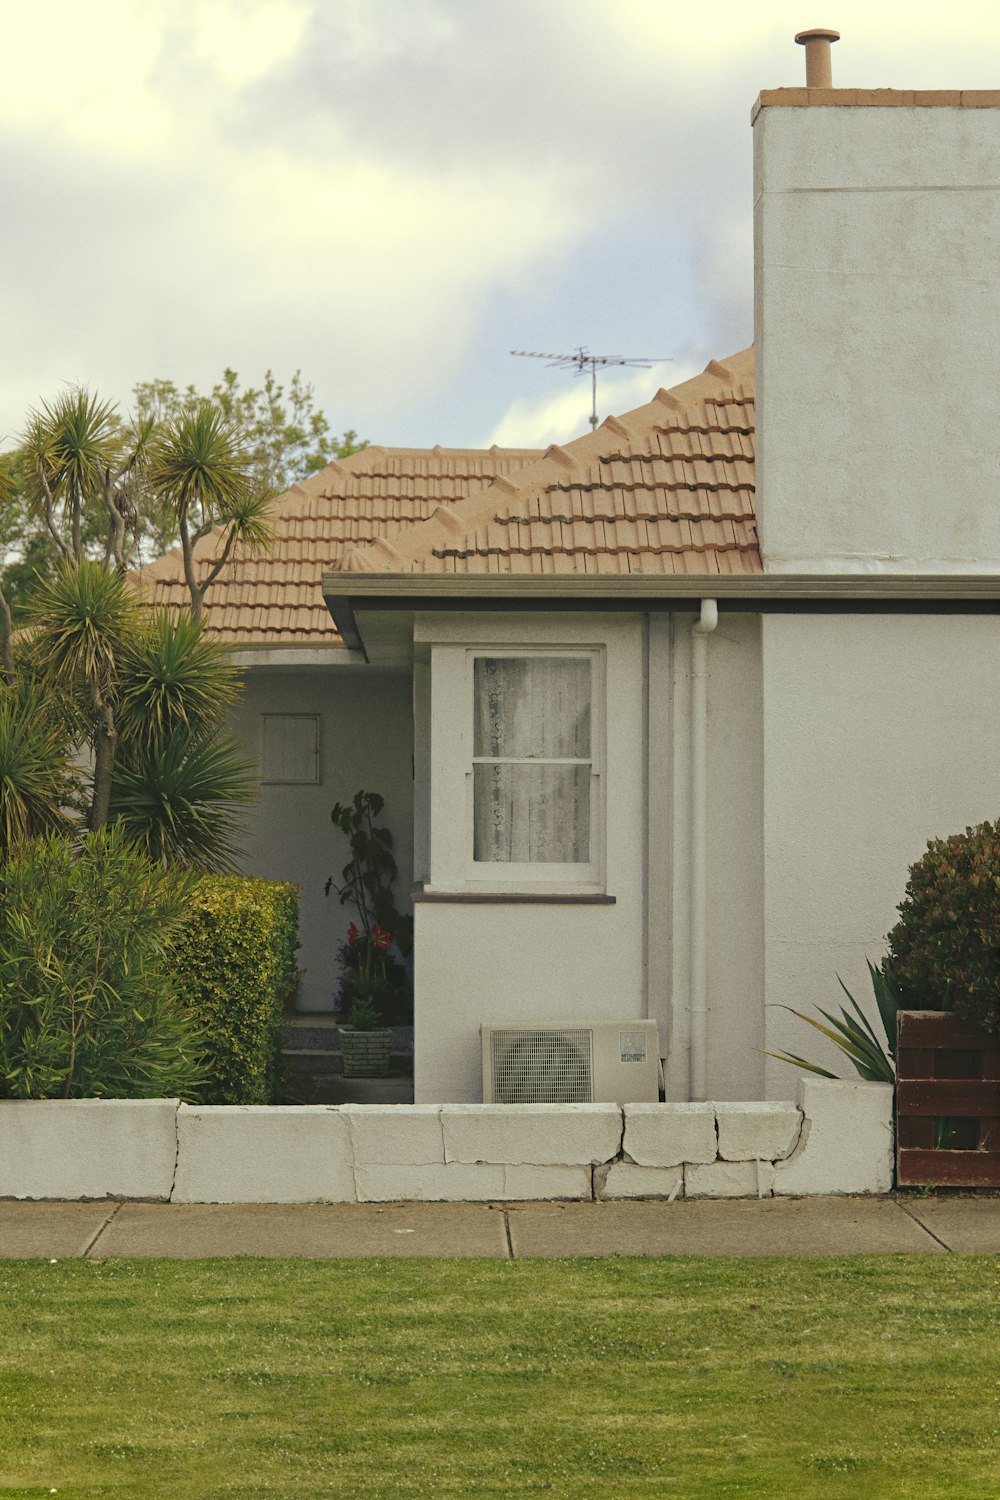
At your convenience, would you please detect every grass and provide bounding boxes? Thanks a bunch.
[0,1256,998,1498]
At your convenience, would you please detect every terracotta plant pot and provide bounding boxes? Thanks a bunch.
[339,1026,394,1079]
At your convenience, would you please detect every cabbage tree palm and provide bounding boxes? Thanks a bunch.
[113,610,255,869]
[147,402,274,622]
[28,560,138,830]
[27,560,254,865]
[20,389,154,568]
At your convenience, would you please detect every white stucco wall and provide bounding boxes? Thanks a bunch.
[230,666,414,1012]
[754,103,1000,571]
[412,613,646,1103]
[761,612,1000,1095]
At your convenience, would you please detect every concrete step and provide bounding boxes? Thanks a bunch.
[279,1060,414,1106]
[281,1019,414,1057]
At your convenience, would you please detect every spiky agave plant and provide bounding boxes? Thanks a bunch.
[764,959,901,1083]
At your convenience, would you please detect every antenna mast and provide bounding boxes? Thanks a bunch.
[511,346,671,430]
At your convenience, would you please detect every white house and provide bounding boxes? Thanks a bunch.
[141,37,1000,1106]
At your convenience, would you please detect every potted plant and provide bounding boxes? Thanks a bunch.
[325,790,412,1078]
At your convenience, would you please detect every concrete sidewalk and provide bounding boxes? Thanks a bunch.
[0,1194,998,1259]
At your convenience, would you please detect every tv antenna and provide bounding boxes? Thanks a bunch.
[511,346,672,431]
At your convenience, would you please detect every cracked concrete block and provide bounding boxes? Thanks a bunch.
[773,1078,894,1195]
[595,1162,684,1200]
[173,1106,355,1203]
[441,1104,622,1166]
[0,1100,179,1201]
[684,1159,774,1198]
[356,1161,592,1202]
[356,1162,506,1202]
[622,1103,716,1167]
[714,1101,802,1162]
[501,1165,592,1200]
[341,1105,444,1166]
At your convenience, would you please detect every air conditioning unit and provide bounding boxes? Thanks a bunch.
[482,1020,661,1105]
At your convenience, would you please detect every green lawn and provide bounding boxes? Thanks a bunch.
[0,1256,998,1498]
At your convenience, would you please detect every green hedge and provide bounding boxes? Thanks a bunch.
[171,876,299,1104]
[887,820,1000,1038]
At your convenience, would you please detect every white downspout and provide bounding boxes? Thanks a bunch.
[689,598,718,1102]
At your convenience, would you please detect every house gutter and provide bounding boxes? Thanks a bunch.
[323,572,1000,657]
[689,599,717,1103]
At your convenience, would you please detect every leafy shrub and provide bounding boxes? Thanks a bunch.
[170,875,299,1103]
[0,828,206,1099]
[887,820,1000,1037]
[0,679,77,856]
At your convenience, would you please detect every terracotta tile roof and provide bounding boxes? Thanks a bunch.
[133,445,541,644]
[136,349,758,644]
[338,348,758,580]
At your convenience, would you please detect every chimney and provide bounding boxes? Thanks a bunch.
[795,27,839,87]
[753,33,1000,573]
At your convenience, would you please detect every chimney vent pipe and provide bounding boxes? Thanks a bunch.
[795,27,840,88]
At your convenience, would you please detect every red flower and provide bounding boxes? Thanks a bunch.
[346,922,361,946]
[371,925,391,949]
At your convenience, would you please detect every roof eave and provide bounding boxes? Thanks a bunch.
[323,570,1000,609]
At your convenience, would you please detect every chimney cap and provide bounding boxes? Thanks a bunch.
[794,27,841,44]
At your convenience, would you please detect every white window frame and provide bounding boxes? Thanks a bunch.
[260,713,321,786]
[463,646,605,891]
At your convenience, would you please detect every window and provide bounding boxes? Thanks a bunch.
[260,714,320,785]
[468,651,602,886]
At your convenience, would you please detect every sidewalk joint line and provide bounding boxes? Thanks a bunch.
[83,1200,124,1257]
[894,1196,953,1252]
[502,1208,515,1259]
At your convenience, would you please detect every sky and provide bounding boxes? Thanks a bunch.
[3,1,1000,454]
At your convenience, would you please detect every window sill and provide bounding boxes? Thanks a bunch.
[411,883,616,906]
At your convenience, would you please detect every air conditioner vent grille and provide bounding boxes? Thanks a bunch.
[490,1027,593,1104]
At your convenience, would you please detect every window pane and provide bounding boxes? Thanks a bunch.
[474,657,590,759]
[474,764,591,863]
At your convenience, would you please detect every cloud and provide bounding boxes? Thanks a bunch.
[3,1,1000,451]
[484,360,699,448]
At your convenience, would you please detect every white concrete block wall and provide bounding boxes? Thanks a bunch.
[773,1078,894,1197]
[715,1102,801,1162]
[0,1100,179,1201]
[623,1102,716,1166]
[172,1106,356,1204]
[0,1085,893,1202]
[441,1103,622,1166]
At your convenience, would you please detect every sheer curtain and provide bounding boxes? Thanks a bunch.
[473,656,591,864]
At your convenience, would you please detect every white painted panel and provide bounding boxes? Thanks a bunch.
[761,613,1000,1095]
[755,104,1000,572]
[261,714,319,784]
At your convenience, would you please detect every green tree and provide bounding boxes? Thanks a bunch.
[20,389,154,569]
[146,401,274,624]
[133,367,366,497]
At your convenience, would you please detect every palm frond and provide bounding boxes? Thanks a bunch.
[147,401,249,524]
[110,729,256,871]
[27,559,139,700]
[118,612,242,748]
